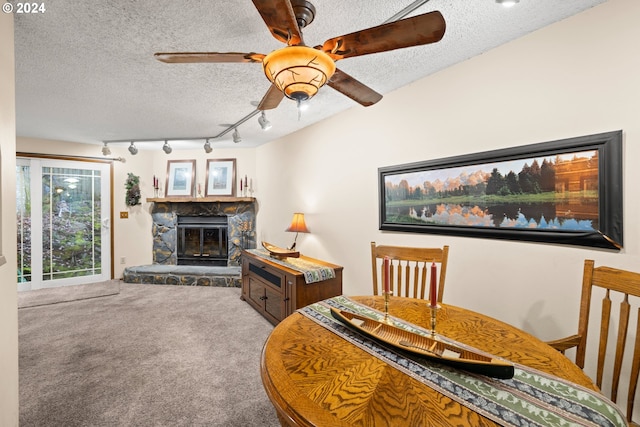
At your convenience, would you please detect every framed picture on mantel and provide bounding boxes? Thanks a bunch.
[165,160,196,197]
[205,158,236,197]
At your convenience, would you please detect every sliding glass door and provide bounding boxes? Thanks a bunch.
[17,158,111,291]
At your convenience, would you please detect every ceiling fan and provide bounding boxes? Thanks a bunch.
[154,0,446,111]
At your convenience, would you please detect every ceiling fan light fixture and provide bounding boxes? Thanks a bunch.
[101,142,111,156]
[128,142,138,155]
[263,46,336,102]
[258,111,272,131]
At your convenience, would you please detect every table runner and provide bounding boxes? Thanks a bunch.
[299,296,627,427]
[247,249,335,284]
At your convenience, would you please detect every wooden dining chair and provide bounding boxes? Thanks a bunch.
[370,242,449,302]
[546,259,640,426]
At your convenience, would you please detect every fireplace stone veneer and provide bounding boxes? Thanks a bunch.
[149,198,256,267]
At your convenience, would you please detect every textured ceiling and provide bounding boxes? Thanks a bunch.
[12,0,607,151]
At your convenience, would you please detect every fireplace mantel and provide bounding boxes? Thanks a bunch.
[147,197,255,203]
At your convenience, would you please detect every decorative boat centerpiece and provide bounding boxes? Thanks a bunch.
[330,308,515,379]
[262,241,300,259]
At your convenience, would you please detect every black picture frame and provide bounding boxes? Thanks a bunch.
[378,130,623,250]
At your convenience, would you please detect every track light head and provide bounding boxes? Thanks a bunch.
[101,142,111,156]
[233,128,242,143]
[204,139,213,153]
[162,140,172,154]
[258,111,272,131]
[128,142,138,155]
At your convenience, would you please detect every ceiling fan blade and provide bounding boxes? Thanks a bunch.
[328,68,383,107]
[252,0,303,46]
[154,52,265,64]
[320,11,445,60]
[258,84,285,110]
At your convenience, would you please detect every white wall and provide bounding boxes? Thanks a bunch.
[256,0,640,340]
[15,138,257,278]
[0,11,19,427]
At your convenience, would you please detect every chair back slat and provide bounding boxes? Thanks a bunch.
[411,263,419,298]
[403,261,410,298]
[596,293,611,388]
[419,267,427,300]
[371,242,449,303]
[611,297,631,403]
[389,262,396,294]
[629,310,640,424]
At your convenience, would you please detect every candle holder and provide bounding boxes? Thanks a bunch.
[240,220,252,249]
[428,303,440,336]
[382,291,393,324]
[153,187,159,198]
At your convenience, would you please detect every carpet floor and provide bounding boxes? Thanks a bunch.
[19,283,279,426]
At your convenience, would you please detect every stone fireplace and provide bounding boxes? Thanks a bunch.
[150,197,256,267]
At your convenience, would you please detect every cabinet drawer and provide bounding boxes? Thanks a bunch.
[249,262,284,288]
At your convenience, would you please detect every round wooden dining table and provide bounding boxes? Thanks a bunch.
[261,295,599,427]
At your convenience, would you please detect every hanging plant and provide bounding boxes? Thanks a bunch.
[125,173,141,206]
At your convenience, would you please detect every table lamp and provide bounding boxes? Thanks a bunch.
[286,213,309,251]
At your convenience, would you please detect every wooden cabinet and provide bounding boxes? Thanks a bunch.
[241,250,343,325]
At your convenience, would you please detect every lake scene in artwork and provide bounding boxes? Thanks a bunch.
[384,150,599,232]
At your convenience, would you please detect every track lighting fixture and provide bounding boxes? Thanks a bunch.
[258,111,272,131]
[162,140,172,154]
[101,142,111,156]
[204,139,213,153]
[104,108,261,149]
[232,128,242,143]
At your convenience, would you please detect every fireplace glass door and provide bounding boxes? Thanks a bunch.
[177,216,228,266]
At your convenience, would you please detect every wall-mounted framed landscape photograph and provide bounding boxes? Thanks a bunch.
[378,130,623,250]
[165,159,196,197]
[205,158,236,197]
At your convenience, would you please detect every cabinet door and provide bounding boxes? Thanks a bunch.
[264,284,285,323]
[246,276,267,311]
